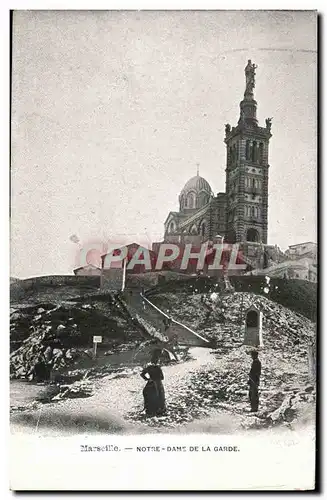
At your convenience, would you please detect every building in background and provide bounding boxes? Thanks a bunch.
[73,61,316,281]
[248,258,317,282]
[157,60,277,270]
[285,242,317,261]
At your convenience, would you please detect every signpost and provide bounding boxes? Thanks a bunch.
[240,292,245,335]
[122,257,127,291]
[93,335,102,358]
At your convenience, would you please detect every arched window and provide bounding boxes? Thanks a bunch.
[246,140,251,160]
[201,222,206,237]
[252,141,257,162]
[252,141,258,163]
[259,142,264,163]
[233,144,237,163]
[246,228,260,242]
[187,192,195,209]
[251,206,255,218]
[246,310,259,328]
[169,221,176,233]
[198,192,209,207]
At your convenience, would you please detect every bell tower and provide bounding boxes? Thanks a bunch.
[224,60,272,245]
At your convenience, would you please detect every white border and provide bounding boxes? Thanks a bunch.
[2,3,323,497]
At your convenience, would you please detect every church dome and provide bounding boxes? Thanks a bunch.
[180,175,212,196]
[179,174,213,211]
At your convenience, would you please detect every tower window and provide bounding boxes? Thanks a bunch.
[259,142,264,163]
[252,141,257,162]
[246,140,251,160]
[232,144,237,164]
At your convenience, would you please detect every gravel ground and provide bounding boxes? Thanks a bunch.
[10,344,315,436]
[10,291,316,436]
[10,347,212,435]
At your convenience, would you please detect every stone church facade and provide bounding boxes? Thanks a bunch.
[158,60,278,269]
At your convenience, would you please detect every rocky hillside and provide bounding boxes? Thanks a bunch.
[10,281,316,434]
[10,293,148,380]
[148,289,315,345]
[128,289,316,430]
[229,276,317,321]
[146,275,317,321]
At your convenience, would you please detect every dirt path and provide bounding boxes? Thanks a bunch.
[10,347,218,436]
[96,347,215,415]
[10,345,314,437]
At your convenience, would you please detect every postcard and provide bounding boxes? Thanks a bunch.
[9,9,317,491]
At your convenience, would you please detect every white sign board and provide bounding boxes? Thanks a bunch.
[93,336,102,343]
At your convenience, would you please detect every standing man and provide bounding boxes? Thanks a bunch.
[248,350,261,412]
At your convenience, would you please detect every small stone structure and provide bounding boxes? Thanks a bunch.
[244,305,263,347]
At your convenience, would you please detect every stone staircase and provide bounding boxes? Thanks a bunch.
[117,288,210,347]
[223,274,235,293]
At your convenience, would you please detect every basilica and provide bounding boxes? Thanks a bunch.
[158,60,277,269]
[73,60,313,282]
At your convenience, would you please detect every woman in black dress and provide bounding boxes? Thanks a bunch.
[141,361,166,417]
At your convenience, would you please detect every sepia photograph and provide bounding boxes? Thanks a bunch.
[9,9,317,490]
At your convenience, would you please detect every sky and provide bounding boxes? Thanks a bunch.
[11,10,317,278]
